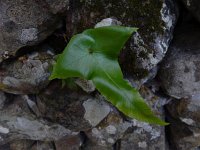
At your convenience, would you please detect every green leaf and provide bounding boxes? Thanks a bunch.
[50,26,168,125]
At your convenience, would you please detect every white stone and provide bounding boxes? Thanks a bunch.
[106,125,117,135]
[83,99,110,126]
[138,141,147,148]
[95,18,122,28]
[107,138,115,144]
[0,125,9,134]
[180,118,195,125]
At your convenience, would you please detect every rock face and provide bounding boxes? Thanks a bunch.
[166,96,200,150]
[2,0,200,149]
[0,47,55,94]
[83,86,168,150]
[0,94,71,145]
[159,17,200,149]
[66,0,178,79]
[0,0,69,62]
[158,23,200,98]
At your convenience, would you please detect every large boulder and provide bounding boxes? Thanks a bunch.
[158,22,200,98]
[66,0,178,80]
[0,0,69,62]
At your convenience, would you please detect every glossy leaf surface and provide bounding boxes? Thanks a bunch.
[50,26,168,125]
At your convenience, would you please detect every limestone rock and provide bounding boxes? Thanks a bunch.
[0,94,71,145]
[0,47,55,94]
[83,98,111,127]
[0,0,69,62]
[158,23,200,98]
[66,0,178,80]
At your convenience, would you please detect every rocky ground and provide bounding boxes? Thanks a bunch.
[0,0,200,149]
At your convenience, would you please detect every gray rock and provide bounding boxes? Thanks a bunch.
[0,48,55,94]
[0,95,71,144]
[158,23,200,98]
[55,135,83,150]
[66,0,178,80]
[166,113,200,150]
[24,95,42,117]
[85,112,132,148]
[95,18,122,28]
[166,95,200,149]
[84,86,167,149]
[119,86,167,150]
[0,0,69,62]
[37,81,92,131]
[83,98,111,127]
[120,120,166,150]
[167,96,200,127]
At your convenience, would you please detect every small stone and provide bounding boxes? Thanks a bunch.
[75,79,95,93]
[138,141,147,148]
[0,49,55,94]
[107,138,115,144]
[0,126,9,134]
[24,95,41,117]
[95,18,122,28]
[105,125,117,135]
[83,99,111,127]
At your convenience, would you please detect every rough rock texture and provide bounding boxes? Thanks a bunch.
[166,97,200,150]
[37,81,93,131]
[66,0,178,80]
[158,23,200,98]
[0,94,71,145]
[0,0,69,62]
[0,46,55,94]
[8,140,54,150]
[55,134,85,150]
[83,86,168,150]
[119,86,168,150]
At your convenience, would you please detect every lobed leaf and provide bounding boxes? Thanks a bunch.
[50,26,168,125]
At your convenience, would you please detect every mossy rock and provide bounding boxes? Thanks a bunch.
[66,0,178,79]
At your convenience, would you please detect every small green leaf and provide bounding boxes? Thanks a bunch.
[50,26,168,125]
